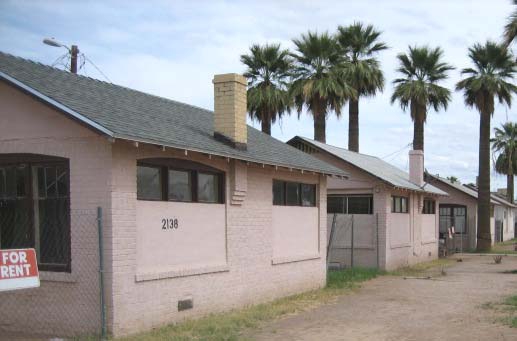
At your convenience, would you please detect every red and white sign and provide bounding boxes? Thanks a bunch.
[0,249,40,292]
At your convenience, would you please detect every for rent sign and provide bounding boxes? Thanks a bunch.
[0,249,40,291]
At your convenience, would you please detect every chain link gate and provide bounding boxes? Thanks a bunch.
[327,213,380,269]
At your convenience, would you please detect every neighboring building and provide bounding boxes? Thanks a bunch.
[425,174,516,251]
[288,136,447,271]
[0,52,347,337]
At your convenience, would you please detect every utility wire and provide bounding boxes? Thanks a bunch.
[381,142,413,160]
[82,54,112,83]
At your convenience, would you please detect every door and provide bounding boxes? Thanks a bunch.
[439,205,467,252]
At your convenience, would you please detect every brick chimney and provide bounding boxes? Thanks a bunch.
[409,150,424,187]
[213,73,247,150]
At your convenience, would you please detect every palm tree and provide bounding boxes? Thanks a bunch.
[504,0,517,47]
[290,31,356,142]
[491,122,517,203]
[447,176,459,183]
[391,46,454,151]
[336,22,388,152]
[456,41,517,251]
[240,44,292,135]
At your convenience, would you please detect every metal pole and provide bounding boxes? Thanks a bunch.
[97,207,106,339]
[376,213,380,269]
[351,215,354,268]
[70,45,79,74]
[327,213,337,267]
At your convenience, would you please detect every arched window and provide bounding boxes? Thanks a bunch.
[136,158,225,204]
[0,154,70,272]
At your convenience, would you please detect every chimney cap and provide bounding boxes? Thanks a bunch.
[213,73,247,85]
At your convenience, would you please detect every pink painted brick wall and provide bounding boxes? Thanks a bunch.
[109,142,327,336]
[0,82,113,336]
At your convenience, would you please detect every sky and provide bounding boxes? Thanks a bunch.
[0,0,516,189]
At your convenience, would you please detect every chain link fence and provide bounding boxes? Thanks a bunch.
[0,207,105,339]
[327,213,380,269]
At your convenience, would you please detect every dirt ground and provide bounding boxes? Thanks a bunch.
[247,255,517,341]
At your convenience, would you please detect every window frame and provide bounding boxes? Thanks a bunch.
[272,180,317,207]
[422,198,436,215]
[391,196,409,214]
[0,154,71,273]
[439,204,467,235]
[327,194,373,215]
[137,158,225,204]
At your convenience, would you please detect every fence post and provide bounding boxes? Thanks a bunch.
[97,207,107,339]
[327,213,337,267]
[351,215,354,268]
[376,213,380,269]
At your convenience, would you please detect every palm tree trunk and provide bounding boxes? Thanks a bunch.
[507,147,514,203]
[314,113,326,143]
[507,173,514,203]
[348,99,359,152]
[261,119,272,135]
[413,107,425,151]
[477,109,492,251]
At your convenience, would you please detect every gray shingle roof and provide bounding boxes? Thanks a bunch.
[425,174,517,207]
[0,52,347,177]
[290,136,447,195]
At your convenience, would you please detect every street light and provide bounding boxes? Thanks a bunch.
[43,37,79,74]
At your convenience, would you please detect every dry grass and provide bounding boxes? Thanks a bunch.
[118,268,382,341]
[388,258,456,277]
[483,295,517,328]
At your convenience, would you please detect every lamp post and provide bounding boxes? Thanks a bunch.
[43,38,79,74]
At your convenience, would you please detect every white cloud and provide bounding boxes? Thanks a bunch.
[0,0,515,190]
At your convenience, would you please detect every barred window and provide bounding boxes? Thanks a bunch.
[0,155,70,272]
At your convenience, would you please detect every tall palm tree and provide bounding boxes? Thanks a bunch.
[456,41,517,251]
[391,46,454,151]
[240,44,292,135]
[504,0,517,47]
[491,122,517,203]
[336,22,388,152]
[290,31,356,142]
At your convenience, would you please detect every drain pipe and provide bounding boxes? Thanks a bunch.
[97,206,107,339]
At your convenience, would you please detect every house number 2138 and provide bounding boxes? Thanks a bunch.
[162,218,179,230]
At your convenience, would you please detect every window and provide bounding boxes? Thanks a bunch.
[272,180,316,207]
[423,199,435,214]
[392,196,409,213]
[198,172,219,203]
[0,155,70,272]
[137,159,224,204]
[439,205,467,236]
[327,195,373,214]
[137,166,162,200]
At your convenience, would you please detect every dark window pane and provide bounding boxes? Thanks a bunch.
[56,166,68,197]
[285,182,300,206]
[45,167,57,198]
[0,168,5,198]
[327,196,345,214]
[401,197,407,213]
[348,196,372,214]
[16,165,27,197]
[5,167,16,198]
[301,184,316,207]
[168,169,191,202]
[198,173,219,203]
[273,180,285,205]
[38,198,69,265]
[137,166,162,200]
[394,197,401,212]
[0,198,32,249]
[423,199,435,214]
[37,167,46,198]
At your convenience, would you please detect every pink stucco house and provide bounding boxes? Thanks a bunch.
[425,174,516,251]
[0,52,347,337]
[288,137,447,270]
